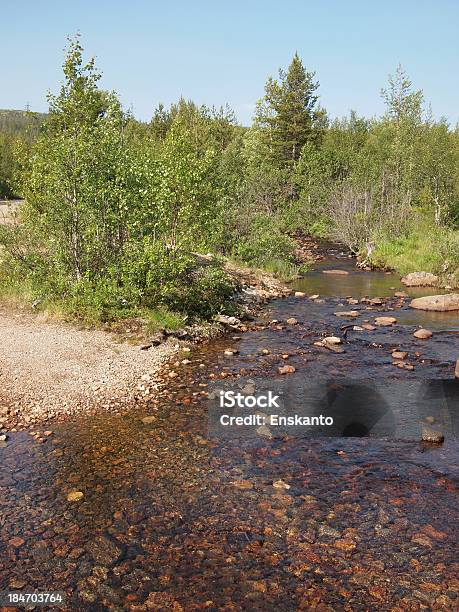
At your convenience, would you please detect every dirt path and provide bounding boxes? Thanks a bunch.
[0,310,176,428]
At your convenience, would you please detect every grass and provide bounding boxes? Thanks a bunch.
[144,307,185,333]
[370,223,459,286]
[260,258,303,281]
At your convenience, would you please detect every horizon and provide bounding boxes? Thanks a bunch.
[1,0,459,126]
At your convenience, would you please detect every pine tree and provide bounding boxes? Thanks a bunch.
[255,53,323,166]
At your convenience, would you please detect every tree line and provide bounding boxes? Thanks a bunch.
[0,37,457,323]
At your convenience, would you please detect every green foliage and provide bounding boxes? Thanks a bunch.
[370,219,459,284]
[255,53,325,167]
[233,214,295,267]
[144,307,184,332]
[3,41,459,329]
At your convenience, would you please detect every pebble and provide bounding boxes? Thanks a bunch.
[392,351,408,360]
[309,294,319,299]
[224,349,239,356]
[323,336,341,344]
[286,318,298,325]
[278,365,296,375]
[67,491,84,502]
[141,416,156,425]
[273,479,291,490]
[294,291,306,297]
[413,328,433,339]
[396,362,414,371]
[334,311,359,318]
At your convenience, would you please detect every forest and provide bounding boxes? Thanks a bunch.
[1,37,458,325]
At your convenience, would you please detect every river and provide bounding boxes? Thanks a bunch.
[0,246,458,610]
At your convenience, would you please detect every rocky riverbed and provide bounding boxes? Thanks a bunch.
[0,242,458,610]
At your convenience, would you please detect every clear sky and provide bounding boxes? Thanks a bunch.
[1,0,458,126]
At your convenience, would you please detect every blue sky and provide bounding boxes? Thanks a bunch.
[1,0,458,125]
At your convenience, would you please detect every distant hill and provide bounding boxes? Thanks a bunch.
[0,109,47,139]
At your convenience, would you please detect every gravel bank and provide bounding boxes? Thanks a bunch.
[0,310,177,429]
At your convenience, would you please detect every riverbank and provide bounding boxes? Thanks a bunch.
[1,237,458,433]
[0,254,298,431]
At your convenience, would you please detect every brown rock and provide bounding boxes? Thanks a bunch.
[401,271,439,286]
[86,535,125,566]
[392,351,408,360]
[294,291,306,297]
[145,592,183,611]
[375,316,397,326]
[410,293,459,311]
[413,328,433,339]
[323,269,349,275]
[394,291,408,298]
[232,480,253,490]
[9,536,25,548]
[335,538,356,551]
[334,311,359,318]
[362,323,376,331]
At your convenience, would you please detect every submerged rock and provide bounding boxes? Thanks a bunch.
[421,426,444,444]
[86,535,125,566]
[323,269,349,275]
[67,491,84,502]
[401,272,439,287]
[410,294,459,311]
[392,351,408,360]
[278,365,296,375]
[334,311,359,318]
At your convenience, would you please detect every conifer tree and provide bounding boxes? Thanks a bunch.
[255,53,323,166]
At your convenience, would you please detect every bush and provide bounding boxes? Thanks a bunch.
[233,215,295,267]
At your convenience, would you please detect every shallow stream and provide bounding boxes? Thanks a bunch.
[0,247,458,610]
